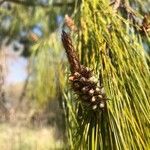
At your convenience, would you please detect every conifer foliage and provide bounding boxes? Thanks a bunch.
[62,0,150,149]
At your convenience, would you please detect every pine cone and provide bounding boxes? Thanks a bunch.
[68,69,107,110]
[61,30,108,110]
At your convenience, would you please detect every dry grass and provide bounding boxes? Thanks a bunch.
[0,82,65,150]
[0,123,64,150]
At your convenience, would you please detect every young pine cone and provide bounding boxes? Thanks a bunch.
[68,68,107,110]
[61,31,108,110]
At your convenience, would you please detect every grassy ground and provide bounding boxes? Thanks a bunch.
[0,82,65,150]
[0,123,64,150]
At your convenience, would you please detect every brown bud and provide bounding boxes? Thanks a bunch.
[85,67,91,72]
[80,65,92,78]
[89,89,95,96]
[82,86,90,94]
[88,76,98,83]
[101,87,106,95]
[69,76,75,81]
[99,102,105,108]
[91,96,96,102]
[74,72,81,78]
[73,82,80,89]
[80,77,86,82]
[98,95,103,99]
[92,105,97,110]
[95,87,101,93]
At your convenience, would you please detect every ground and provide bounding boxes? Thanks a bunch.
[0,82,65,150]
[0,123,64,150]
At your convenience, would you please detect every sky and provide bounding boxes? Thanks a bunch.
[5,56,28,85]
[1,40,28,85]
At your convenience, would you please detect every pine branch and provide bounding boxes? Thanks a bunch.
[61,31,108,110]
[110,0,121,11]
[4,0,75,8]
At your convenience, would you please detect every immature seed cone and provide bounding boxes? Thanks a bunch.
[68,70,108,110]
[61,30,108,110]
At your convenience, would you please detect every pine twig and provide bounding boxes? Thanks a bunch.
[4,0,74,8]
[61,31,108,110]
[61,30,81,73]
[110,0,121,11]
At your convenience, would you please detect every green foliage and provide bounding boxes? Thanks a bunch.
[64,0,150,149]
[0,0,73,41]
[129,0,150,14]
[29,33,66,107]
[0,0,72,106]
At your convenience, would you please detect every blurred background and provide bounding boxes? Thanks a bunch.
[0,0,75,149]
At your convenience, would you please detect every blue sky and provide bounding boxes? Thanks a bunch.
[6,57,28,84]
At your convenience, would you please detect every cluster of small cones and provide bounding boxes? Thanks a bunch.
[61,30,108,110]
[69,66,107,110]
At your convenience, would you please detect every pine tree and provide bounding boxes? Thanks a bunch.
[0,0,149,149]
